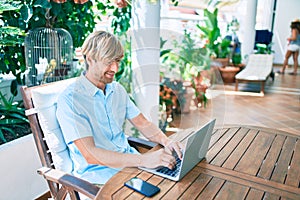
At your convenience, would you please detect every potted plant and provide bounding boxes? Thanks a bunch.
[197,8,231,66]
[160,31,211,111]
[197,8,241,83]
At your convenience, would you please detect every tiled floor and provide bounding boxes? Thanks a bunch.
[171,66,300,136]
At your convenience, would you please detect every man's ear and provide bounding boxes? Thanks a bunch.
[86,56,93,66]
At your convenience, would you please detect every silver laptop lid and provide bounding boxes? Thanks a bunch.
[139,119,216,181]
[178,119,215,180]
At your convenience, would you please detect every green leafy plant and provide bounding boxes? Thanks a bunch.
[0,0,99,92]
[197,8,231,59]
[0,0,27,93]
[0,91,29,143]
[0,0,136,143]
[255,43,274,54]
[25,0,97,48]
[160,30,211,111]
[216,38,231,58]
[161,30,210,81]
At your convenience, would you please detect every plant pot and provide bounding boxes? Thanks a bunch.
[219,66,240,83]
[211,57,230,68]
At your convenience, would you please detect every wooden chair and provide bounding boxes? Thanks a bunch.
[21,78,156,200]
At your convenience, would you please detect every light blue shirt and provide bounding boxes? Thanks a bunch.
[56,74,140,184]
[290,34,300,46]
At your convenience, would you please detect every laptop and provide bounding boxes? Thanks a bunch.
[140,119,215,181]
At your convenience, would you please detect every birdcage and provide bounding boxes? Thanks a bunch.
[25,27,73,86]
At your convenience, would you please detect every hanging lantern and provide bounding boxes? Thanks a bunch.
[25,27,73,86]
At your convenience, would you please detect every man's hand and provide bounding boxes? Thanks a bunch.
[164,140,184,160]
[141,149,177,170]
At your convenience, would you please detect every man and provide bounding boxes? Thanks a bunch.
[56,31,182,185]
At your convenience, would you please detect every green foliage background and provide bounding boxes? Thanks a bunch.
[0,0,132,143]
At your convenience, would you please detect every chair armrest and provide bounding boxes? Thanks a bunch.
[127,136,157,151]
[37,167,99,200]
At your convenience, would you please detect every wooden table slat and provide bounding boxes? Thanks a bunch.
[234,131,275,175]
[160,167,201,199]
[271,136,297,183]
[196,177,225,200]
[285,139,300,187]
[222,128,257,169]
[257,134,286,179]
[210,127,249,166]
[245,188,265,200]
[178,173,212,199]
[214,181,249,200]
[209,128,229,148]
[125,190,145,200]
[206,127,239,162]
[263,192,281,200]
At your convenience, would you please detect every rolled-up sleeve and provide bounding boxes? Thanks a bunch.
[125,95,140,120]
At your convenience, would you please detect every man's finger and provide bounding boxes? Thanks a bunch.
[164,146,172,155]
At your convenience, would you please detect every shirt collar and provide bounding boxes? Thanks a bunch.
[78,73,114,97]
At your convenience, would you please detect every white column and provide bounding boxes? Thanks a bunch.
[240,0,258,60]
[130,0,161,125]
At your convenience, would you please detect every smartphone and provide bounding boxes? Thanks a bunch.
[124,177,160,197]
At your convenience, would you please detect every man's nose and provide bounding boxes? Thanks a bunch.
[109,62,119,72]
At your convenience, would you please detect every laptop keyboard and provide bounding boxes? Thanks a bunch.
[156,156,182,177]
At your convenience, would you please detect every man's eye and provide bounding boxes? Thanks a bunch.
[104,61,112,66]
[107,61,120,66]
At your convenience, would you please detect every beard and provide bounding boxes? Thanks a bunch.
[99,72,115,84]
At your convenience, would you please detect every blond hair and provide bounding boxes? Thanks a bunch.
[81,31,124,68]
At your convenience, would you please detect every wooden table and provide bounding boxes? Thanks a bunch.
[95,125,300,199]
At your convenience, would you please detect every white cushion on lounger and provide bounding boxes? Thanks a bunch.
[235,54,273,81]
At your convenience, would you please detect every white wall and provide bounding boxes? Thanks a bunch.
[0,134,48,200]
[272,0,300,64]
